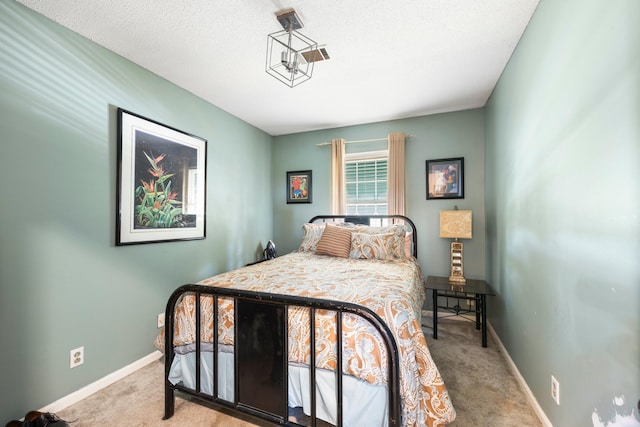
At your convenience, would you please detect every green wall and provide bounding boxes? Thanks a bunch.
[5,0,638,425]
[485,0,640,425]
[0,1,272,421]
[272,110,486,281]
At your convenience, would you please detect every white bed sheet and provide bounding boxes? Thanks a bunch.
[168,351,388,427]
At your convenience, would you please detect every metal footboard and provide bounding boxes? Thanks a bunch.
[163,284,401,426]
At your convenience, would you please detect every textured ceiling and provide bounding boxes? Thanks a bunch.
[17,0,539,136]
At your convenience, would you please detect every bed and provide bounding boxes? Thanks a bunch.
[156,215,456,426]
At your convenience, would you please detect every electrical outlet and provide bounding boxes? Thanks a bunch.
[157,313,165,328]
[551,375,560,405]
[70,346,84,369]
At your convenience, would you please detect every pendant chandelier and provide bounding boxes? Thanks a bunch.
[266,9,327,88]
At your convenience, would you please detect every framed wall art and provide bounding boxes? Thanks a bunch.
[286,170,312,204]
[116,108,207,245]
[426,157,464,200]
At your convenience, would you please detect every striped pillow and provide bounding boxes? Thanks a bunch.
[315,224,353,258]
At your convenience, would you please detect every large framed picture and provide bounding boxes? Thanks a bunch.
[426,157,464,200]
[116,108,207,245]
[286,170,312,204]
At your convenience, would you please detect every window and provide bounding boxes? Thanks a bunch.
[345,150,388,215]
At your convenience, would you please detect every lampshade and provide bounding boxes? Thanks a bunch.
[440,210,472,239]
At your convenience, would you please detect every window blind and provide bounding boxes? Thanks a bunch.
[345,158,388,215]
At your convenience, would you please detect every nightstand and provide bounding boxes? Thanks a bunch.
[425,275,495,347]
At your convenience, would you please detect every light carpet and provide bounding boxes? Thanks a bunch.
[422,314,542,426]
[56,314,542,426]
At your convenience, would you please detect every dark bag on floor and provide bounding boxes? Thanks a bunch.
[5,411,71,427]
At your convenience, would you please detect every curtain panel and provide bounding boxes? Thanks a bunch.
[330,138,346,214]
[388,132,406,216]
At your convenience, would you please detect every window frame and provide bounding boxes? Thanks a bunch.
[344,149,389,216]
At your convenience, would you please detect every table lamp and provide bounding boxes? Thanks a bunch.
[440,209,472,283]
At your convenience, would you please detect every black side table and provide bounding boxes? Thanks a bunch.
[425,275,495,347]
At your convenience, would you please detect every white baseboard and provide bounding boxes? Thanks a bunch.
[40,350,163,413]
[486,323,553,427]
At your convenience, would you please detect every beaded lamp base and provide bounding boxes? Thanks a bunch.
[449,240,466,283]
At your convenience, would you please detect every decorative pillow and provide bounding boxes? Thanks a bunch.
[404,231,414,258]
[298,223,325,252]
[315,224,353,258]
[352,224,407,258]
[335,222,356,228]
[349,232,394,260]
[352,225,385,234]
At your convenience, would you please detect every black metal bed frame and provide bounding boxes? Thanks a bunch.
[163,215,418,426]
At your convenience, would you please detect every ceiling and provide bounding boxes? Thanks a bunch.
[17,0,539,136]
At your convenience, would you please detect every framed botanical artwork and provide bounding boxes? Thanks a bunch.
[116,108,207,245]
[286,170,312,204]
[426,157,464,200]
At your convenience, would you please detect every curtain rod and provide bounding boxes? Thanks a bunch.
[316,135,415,147]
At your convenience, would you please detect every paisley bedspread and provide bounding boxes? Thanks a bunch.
[155,251,456,426]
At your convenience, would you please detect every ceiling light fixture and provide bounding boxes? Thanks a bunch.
[266,9,320,88]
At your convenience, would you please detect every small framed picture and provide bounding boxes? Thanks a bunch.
[286,170,312,204]
[426,157,464,200]
[116,108,207,245]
